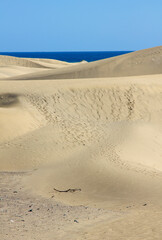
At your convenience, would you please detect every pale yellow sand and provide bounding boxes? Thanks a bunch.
[0,55,78,69]
[0,55,83,79]
[0,46,162,240]
[6,45,162,80]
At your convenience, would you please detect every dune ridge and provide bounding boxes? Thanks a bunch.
[0,55,50,68]
[0,55,77,69]
[0,55,81,79]
[5,46,162,80]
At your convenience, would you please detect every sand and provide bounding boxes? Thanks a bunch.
[0,46,162,240]
[6,46,162,80]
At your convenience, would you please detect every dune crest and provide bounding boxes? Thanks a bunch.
[0,55,82,79]
[5,45,162,80]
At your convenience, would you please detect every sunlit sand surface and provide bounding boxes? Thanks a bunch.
[0,46,162,240]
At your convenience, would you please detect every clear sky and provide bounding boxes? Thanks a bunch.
[0,0,162,52]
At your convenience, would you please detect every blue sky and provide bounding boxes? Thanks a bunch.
[0,0,162,51]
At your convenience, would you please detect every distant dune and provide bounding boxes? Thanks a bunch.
[0,46,162,240]
[4,46,162,80]
[0,55,76,68]
[0,55,80,78]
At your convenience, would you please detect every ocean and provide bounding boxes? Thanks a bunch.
[0,51,132,63]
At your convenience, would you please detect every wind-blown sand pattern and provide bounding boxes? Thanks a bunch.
[0,46,162,240]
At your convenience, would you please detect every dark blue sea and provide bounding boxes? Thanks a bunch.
[0,51,132,63]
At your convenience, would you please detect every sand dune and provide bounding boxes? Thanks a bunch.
[0,55,81,79]
[5,45,162,80]
[0,47,162,240]
[0,55,49,68]
[0,55,77,69]
[0,75,162,206]
[0,65,50,78]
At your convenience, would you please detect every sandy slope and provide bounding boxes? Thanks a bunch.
[6,46,162,80]
[0,47,162,240]
[0,55,82,79]
[0,55,77,69]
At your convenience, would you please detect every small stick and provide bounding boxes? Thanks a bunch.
[53,188,81,193]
